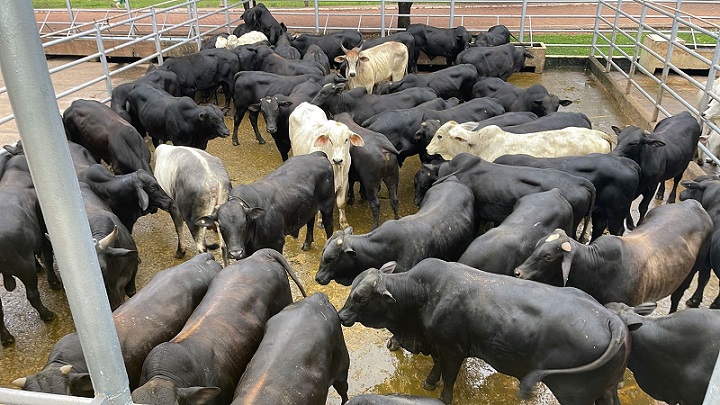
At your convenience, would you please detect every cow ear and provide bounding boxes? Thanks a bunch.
[334,55,346,63]
[560,242,575,287]
[681,180,703,190]
[106,247,138,258]
[379,261,396,274]
[611,126,622,136]
[559,99,573,106]
[178,386,221,404]
[68,373,94,397]
[643,138,666,148]
[246,207,266,220]
[196,213,218,227]
[136,184,150,211]
[248,103,261,112]
[634,302,657,316]
[349,133,364,147]
[314,134,330,147]
[359,56,370,62]
[381,289,396,304]
[279,100,293,108]
[199,111,207,121]
[626,321,643,332]
[343,226,354,235]
[452,136,468,143]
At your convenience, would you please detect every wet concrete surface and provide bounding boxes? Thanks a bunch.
[0,65,717,404]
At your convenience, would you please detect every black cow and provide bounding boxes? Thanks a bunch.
[232,71,341,145]
[374,64,479,101]
[346,394,444,404]
[111,68,182,124]
[493,153,642,241]
[364,32,417,73]
[0,154,55,345]
[241,3,286,44]
[405,24,471,67]
[315,176,475,286]
[463,111,539,131]
[472,24,514,47]
[63,99,152,175]
[13,253,221,396]
[335,112,400,229]
[611,111,701,228]
[458,189,574,276]
[515,199,713,313]
[273,32,301,59]
[252,80,324,160]
[200,32,229,50]
[338,259,631,404]
[78,182,139,310]
[77,163,173,232]
[310,82,438,124]
[501,111,592,133]
[412,160,446,206]
[471,77,571,117]
[456,43,533,81]
[302,43,331,75]
[248,44,326,76]
[132,249,305,405]
[362,97,460,165]
[605,302,720,405]
[420,97,505,128]
[232,23,251,37]
[291,30,364,62]
[197,152,335,263]
[127,84,229,149]
[231,293,349,404]
[679,176,720,308]
[156,48,240,109]
[432,153,596,240]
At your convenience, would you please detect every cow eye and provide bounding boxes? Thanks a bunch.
[437,135,443,140]
[542,253,553,262]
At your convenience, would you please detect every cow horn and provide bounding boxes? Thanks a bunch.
[97,226,119,251]
[12,377,26,388]
[340,43,348,54]
[60,364,73,375]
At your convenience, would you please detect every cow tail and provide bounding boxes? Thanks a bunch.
[269,249,308,298]
[577,184,596,243]
[518,316,628,399]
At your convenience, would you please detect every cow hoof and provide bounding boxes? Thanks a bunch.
[686,297,702,308]
[257,138,266,145]
[206,243,220,250]
[175,250,186,259]
[48,281,63,291]
[301,242,312,251]
[1,335,15,346]
[423,380,438,391]
[387,337,401,351]
[40,311,55,322]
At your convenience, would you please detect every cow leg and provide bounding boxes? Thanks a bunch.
[0,299,15,346]
[385,167,400,220]
[332,371,349,404]
[39,240,62,290]
[636,188,656,226]
[232,108,244,146]
[190,224,212,254]
[687,264,710,308]
[365,184,380,230]
[590,212,607,242]
[320,201,335,238]
[337,182,350,229]
[346,176,356,206]
[670,270,697,313]
[125,264,138,298]
[169,206,186,258]
[438,351,463,404]
[655,180,666,201]
[423,355,443,391]
[248,110,266,144]
[667,172,684,203]
[594,387,621,405]
[302,218,315,251]
[16,259,54,322]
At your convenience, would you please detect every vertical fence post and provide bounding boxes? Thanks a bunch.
[519,0,528,42]
[449,0,455,28]
[94,24,114,100]
[64,0,77,34]
[590,0,604,58]
[314,0,320,34]
[605,0,623,73]
[380,0,386,37]
[151,7,164,65]
[0,2,132,404]
[192,1,202,50]
[653,0,682,123]
[625,1,647,94]
[224,0,231,34]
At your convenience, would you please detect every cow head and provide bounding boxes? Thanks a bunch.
[309,82,346,109]
[196,105,230,148]
[530,93,573,117]
[413,163,441,206]
[338,261,397,328]
[611,125,665,162]
[13,364,93,398]
[132,377,220,405]
[313,121,364,165]
[426,121,478,160]
[453,26,472,51]
[316,227,360,286]
[334,44,367,78]
[514,229,575,286]
[679,176,720,203]
[250,96,292,134]
[134,169,173,214]
[604,302,657,331]
[93,226,139,310]
[197,197,265,262]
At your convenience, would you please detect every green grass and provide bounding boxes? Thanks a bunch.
[531,32,716,57]
[33,0,375,8]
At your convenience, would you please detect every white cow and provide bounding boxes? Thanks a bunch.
[334,41,408,93]
[427,122,616,161]
[697,79,720,164]
[215,31,268,50]
[289,102,364,229]
[154,144,231,259]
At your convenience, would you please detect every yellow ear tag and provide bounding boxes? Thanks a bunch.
[561,242,572,252]
[546,234,560,242]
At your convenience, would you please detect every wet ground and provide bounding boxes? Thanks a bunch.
[0,64,717,404]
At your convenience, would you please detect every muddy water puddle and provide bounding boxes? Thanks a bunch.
[0,68,714,404]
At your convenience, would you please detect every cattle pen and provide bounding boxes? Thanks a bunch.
[1,0,720,404]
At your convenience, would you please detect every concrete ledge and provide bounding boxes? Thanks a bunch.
[41,38,198,59]
[638,33,716,73]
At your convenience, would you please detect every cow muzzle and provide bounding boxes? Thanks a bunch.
[514,268,527,279]
[338,310,356,327]
[229,249,245,260]
[332,158,344,165]
[315,272,331,285]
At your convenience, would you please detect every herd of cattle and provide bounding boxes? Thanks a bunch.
[3,2,720,404]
